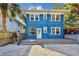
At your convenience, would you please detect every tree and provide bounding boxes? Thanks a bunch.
[52,5,64,10]
[64,3,79,28]
[0,3,26,32]
[52,4,79,29]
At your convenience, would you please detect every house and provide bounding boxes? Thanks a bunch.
[0,11,26,33]
[25,10,69,39]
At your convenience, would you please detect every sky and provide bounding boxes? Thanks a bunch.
[19,3,63,10]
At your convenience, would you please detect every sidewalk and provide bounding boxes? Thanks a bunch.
[44,44,79,56]
[28,45,65,56]
[0,44,32,56]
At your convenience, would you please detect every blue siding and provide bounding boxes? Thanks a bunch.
[26,13,64,39]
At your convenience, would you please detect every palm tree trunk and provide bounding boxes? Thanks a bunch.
[2,10,7,32]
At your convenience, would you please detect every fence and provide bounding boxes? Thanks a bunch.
[65,34,78,40]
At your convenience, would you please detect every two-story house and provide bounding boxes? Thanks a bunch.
[26,10,68,40]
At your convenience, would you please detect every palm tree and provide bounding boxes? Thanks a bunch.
[0,3,26,32]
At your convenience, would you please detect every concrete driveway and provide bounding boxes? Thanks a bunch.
[0,44,32,56]
[44,44,79,56]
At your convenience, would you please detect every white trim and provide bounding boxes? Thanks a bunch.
[51,27,55,35]
[51,14,55,22]
[37,28,42,39]
[43,27,47,33]
[55,14,60,21]
[35,14,40,21]
[43,13,47,20]
[30,13,40,21]
[30,14,34,21]
[25,10,70,14]
[51,27,61,35]
[26,12,64,14]
[51,14,60,22]
[16,19,26,26]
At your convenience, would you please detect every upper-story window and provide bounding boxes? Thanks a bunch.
[52,14,55,21]
[43,14,47,20]
[51,14,60,22]
[56,14,60,21]
[35,14,39,21]
[30,14,34,21]
[30,14,39,21]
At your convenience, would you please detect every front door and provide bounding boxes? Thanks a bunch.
[37,28,42,39]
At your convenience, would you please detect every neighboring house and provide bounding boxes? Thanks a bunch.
[26,10,69,39]
[0,12,26,33]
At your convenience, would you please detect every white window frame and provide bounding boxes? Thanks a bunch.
[30,14,34,21]
[51,14,60,22]
[43,14,47,20]
[43,27,47,33]
[35,14,40,21]
[55,14,60,21]
[30,14,40,21]
[51,27,60,35]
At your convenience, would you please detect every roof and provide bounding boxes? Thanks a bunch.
[25,10,70,14]
[14,19,26,27]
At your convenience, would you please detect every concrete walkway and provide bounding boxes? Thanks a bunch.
[44,44,79,56]
[28,45,65,56]
[0,44,79,56]
[0,44,32,56]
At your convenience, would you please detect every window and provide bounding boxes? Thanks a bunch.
[52,14,55,21]
[35,14,39,21]
[30,14,34,21]
[51,28,55,34]
[51,14,60,21]
[56,14,60,21]
[43,27,47,33]
[56,27,60,34]
[29,28,36,35]
[51,27,60,35]
[43,14,47,20]
[30,14,39,21]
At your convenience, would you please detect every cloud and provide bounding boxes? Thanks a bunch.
[27,6,35,10]
[36,6,42,10]
[27,6,43,10]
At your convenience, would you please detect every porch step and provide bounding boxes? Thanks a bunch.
[19,39,77,45]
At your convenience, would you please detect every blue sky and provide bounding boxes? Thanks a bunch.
[19,3,63,10]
